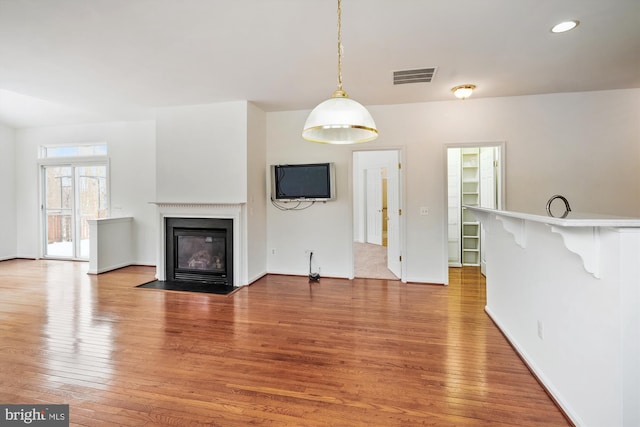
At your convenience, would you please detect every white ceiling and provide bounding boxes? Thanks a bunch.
[1,0,639,128]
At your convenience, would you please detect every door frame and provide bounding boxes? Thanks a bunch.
[38,157,110,260]
[351,147,406,282]
[443,142,506,284]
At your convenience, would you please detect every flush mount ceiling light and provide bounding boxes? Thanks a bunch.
[302,0,378,144]
[551,20,579,33]
[451,84,476,100]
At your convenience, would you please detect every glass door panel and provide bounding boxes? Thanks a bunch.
[76,166,108,259]
[44,166,74,257]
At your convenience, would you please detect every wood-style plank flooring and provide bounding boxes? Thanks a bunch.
[0,260,569,426]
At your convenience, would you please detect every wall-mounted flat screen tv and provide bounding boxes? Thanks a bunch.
[271,163,336,202]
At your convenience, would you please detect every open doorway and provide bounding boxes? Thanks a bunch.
[445,143,504,281]
[353,150,402,280]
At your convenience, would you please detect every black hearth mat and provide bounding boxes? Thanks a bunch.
[136,280,236,295]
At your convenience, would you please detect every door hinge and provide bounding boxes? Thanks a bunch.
[399,255,402,262]
[398,209,402,216]
[398,162,402,170]
[494,160,498,167]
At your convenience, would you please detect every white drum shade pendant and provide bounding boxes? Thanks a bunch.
[303,89,378,144]
[302,0,378,144]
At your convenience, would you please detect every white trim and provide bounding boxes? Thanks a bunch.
[350,147,406,282]
[485,307,582,426]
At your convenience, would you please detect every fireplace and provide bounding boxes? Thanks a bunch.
[153,203,244,286]
[165,217,233,286]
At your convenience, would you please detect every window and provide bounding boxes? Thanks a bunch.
[40,143,107,159]
[39,142,109,260]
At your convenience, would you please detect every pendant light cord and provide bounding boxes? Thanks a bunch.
[301,0,379,143]
[335,0,346,97]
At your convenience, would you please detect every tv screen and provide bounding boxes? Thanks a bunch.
[271,163,336,201]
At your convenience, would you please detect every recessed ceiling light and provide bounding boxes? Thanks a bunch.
[551,20,579,33]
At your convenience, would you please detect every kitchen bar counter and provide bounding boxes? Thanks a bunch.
[464,206,639,427]
[466,206,640,227]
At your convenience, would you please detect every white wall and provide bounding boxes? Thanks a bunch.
[155,101,267,283]
[156,101,248,203]
[0,123,16,259]
[15,121,156,264]
[266,110,356,278]
[246,102,267,282]
[266,89,640,283]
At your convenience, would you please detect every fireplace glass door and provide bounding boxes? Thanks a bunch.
[165,217,233,285]
[177,234,226,273]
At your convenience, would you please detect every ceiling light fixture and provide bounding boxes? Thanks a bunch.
[551,20,579,33]
[451,84,476,100]
[302,0,378,144]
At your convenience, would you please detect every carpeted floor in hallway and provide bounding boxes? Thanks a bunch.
[353,242,399,280]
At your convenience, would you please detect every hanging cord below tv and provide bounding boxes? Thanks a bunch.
[270,198,316,211]
[309,251,320,282]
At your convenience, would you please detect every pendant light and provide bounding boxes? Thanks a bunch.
[302,0,378,144]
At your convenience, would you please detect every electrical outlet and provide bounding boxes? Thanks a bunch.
[420,206,429,216]
[304,249,314,254]
[537,320,544,340]
[271,248,276,255]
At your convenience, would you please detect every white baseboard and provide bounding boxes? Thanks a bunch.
[87,261,133,275]
[484,306,581,427]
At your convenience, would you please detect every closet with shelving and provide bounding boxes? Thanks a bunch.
[461,148,481,265]
[447,146,500,269]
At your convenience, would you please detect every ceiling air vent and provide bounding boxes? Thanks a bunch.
[393,67,437,85]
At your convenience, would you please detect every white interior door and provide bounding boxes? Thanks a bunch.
[480,147,496,209]
[386,159,401,277]
[447,148,462,266]
[479,147,498,275]
[365,168,383,245]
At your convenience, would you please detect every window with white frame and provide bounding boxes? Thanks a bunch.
[39,142,109,259]
[40,142,107,159]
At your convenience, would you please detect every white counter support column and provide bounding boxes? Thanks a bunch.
[466,206,640,427]
[88,217,134,274]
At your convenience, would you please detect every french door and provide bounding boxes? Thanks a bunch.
[42,164,108,259]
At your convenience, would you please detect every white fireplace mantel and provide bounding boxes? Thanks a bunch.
[151,202,246,286]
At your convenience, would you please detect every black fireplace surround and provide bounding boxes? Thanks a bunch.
[165,217,233,286]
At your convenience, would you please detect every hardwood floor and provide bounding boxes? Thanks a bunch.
[0,260,569,426]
